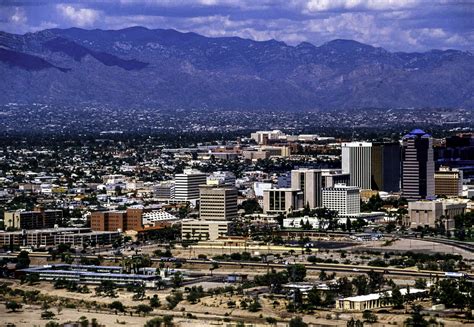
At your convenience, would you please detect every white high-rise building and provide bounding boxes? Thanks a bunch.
[174,171,207,201]
[341,142,372,190]
[322,183,360,215]
[291,168,322,209]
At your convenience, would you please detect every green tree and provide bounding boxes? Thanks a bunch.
[136,304,153,316]
[144,317,163,327]
[289,316,308,327]
[248,298,262,312]
[16,251,30,269]
[150,295,161,308]
[352,275,369,295]
[287,264,306,282]
[362,310,377,323]
[41,310,56,320]
[109,301,125,314]
[163,315,174,327]
[404,304,429,327]
[391,286,404,309]
[5,301,22,312]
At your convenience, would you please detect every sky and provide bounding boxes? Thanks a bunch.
[0,0,473,52]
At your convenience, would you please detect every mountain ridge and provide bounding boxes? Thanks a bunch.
[0,27,473,110]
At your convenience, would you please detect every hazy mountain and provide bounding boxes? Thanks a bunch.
[0,26,473,110]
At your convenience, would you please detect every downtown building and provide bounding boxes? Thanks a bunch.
[4,209,63,230]
[434,167,463,197]
[174,170,207,202]
[371,142,401,192]
[322,183,361,215]
[263,188,304,215]
[291,168,323,209]
[90,208,143,232]
[341,142,372,190]
[401,129,435,200]
[181,185,238,241]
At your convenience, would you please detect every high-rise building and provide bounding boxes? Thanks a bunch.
[341,142,372,190]
[291,168,322,209]
[402,129,435,201]
[263,188,303,214]
[174,171,207,201]
[322,184,360,215]
[199,185,238,221]
[434,167,463,197]
[321,169,350,188]
[371,142,401,192]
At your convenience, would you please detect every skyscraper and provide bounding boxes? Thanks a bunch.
[174,171,207,201]
[341,142,372,190]
[199,185,238,221]
[371,142,401,192]
[402,129,435,200]
[291,168,322,209]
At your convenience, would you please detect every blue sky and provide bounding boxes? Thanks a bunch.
[1,0,472,52]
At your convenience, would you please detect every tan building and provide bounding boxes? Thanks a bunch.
[181,220,231,241]
[407,200,466,230]
[291,168,322,209]
[4,209,63,230]
[263,188,303,215]
[435,167,463,197]
[199,185,238,221]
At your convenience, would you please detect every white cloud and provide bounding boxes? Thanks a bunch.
[56,4,100,27]
[305,0,420,12]
[10,7,27,24]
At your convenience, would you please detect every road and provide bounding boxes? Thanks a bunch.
[3,251,471,280]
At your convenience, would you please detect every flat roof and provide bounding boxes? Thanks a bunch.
[342,288,427,302]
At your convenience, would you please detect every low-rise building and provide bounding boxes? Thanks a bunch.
[4,209,63,230]
[19,264,160,288]
[337,288,428,311]
[263,188,303,215]
[407,200,466,230]
[0,228,120,247]
[181,220,232,241]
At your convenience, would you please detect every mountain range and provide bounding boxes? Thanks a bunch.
[1,26,473,110]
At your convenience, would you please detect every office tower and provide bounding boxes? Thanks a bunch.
[371,142,401,192]
[402,129,435,200]
[321,169,350,188]
[174,171,207,201]
[263,188,304,214]
[322,183,361,215]
[291,168,322,208]
[434,167,463,197]
[199,185,238,221]
[341,142,372,190]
